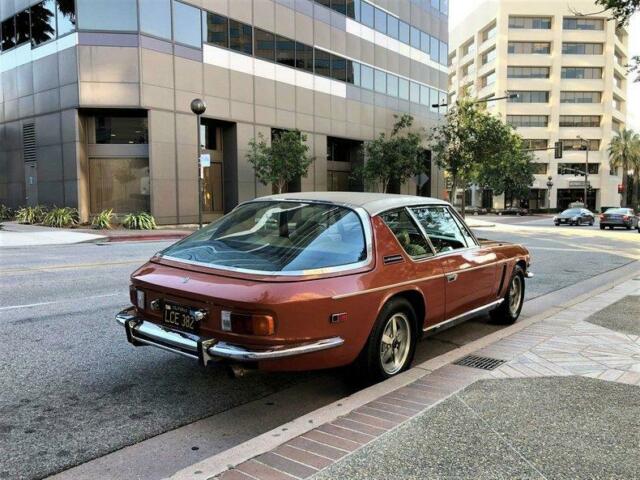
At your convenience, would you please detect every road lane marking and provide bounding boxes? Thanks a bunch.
[0,293,123,311]
[2,259,146,274]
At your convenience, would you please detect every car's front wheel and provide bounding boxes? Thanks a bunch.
[356,298,417,384]
[490,265,525,325]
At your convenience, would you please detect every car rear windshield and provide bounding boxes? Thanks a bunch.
[160,201,367,273]
[605,208,631,214]
[562,209,582,215]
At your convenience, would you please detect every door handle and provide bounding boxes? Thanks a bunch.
[446,273,458,283]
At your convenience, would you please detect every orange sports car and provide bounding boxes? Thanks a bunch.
[116,192,531,381]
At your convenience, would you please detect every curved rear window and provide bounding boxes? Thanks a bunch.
[605,208,632,214]
[161,201,367,272]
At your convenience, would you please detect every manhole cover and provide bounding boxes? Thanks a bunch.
[454,355,507,371]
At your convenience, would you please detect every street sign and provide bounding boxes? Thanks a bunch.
[200,153,211,168]
[569,180,590,188]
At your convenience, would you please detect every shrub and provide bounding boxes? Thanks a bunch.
[16,205,48,224]
[43,207,79,228]
[91,209,115,230]
[0,204,14,221]
[123,212,157,230]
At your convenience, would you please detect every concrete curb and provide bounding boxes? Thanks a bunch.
[168,263,640,480]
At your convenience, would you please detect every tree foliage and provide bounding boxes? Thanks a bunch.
[247,130,312,194]
[429,98,534,213]
[357,114,426,193]
[608,129,640,208]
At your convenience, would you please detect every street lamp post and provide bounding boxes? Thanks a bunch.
[546,176,554,215]
[577,136,589,209]
[190,98,207,229]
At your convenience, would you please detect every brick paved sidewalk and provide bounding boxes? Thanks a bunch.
[212,278,640,480]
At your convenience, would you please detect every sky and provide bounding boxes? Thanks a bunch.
[449,1,640,131]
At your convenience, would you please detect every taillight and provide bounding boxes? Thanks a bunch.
[599,215,604,220]
[623,215,630,221]
[221,310,275,336]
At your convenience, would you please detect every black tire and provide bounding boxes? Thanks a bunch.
[626,225,631,230]
[554,222,560,226]
[354,298,417,384]
[589,221,594,226]
[609,226,614,230]
[577,218,582,226]
[600,225,605,230]
[490,265,525,326]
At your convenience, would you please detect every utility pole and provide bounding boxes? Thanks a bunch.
[577,136,589,209]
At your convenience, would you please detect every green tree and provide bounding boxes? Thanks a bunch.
[609,129,640,208]
[357,114,425,193]
[476,134,535,208]
[430,99,531,215]
[247,130,312,194]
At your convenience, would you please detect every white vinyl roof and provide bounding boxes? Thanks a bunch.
[253,192,450,216]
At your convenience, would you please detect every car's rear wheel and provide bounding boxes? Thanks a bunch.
[355,298,417,384]
[490,265,525,325]
[600,225,605,230]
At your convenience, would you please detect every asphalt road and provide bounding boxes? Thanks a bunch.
[1,219,638,480]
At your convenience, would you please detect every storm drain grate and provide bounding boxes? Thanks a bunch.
[454,355,507,371]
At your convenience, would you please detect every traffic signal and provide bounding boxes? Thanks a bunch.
[617,184,625,194]
[554,141,563,159]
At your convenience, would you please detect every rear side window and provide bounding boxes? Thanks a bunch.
[410,207,473,253]
[380,209,432,258]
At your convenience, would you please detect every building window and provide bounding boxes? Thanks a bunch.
[229,19,252,55]
[558,163,599,175]
[508,16,552,29]
[387,15,399,39]
[398,21,409,44]
[410,26,420,49]
[15,10,31,46]
[2,17,16,50]
[139,0,171,40]
[559,115,601,127]
[90,157,150,214]
[173,1,201,48]
[561,139,600,151]
[562,42,603,55]
[276,35,295,67]
[461,39,474,57]
[295,42,314,73]
[254,29,275,61]
[331,0,346,15]
[31,1,57,46]
[481,71,496,87]
[314,48,331,78]
[563,17,604,30]
[374,7,386,34]
[420,85,430,106]
[77,0,138,31]
[523,139,549,150]
[374,69,386,93]
[531,163,548,174]
[507,115,549,127]
[508,42,551,54]
[387,74,399,97]
[399,78,409,100]
[360,1,374,28]
[204,12,228,48]
[507,66,550,78]
[560,91,601,103]
[57,0,77,36]
[410,82,420,104]
[481,47,496,65]
[330,54,347,82]
[508,91,549,103]
[360,64,373,89]
[561,67,602,79]
[95,115,148,144]
[482,22,496,41]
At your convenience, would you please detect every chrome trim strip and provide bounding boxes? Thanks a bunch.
[423,299,504,333]
[156,202,374,277]
[331,273,446,300]
[116,310,344,362]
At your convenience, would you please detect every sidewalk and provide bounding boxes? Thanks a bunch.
[0,221,194,247]
[181,276,640,480]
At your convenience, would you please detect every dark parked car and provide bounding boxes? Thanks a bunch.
[464,206,488,216]
[554,208,595,226]
[599,208,639,230]
[497,206,528,216]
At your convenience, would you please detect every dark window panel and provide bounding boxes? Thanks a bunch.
[330,54,347,81]
[295,42,314,73]
[15,9,30,46]
[1,17,16,51]
[331,0,346,15]
[31,1,56,47]
[56,0,76,36]
[317,0,331,7]
[314,48,331,77]
[276,35,295,67]
[95,115,148,144]
[204,12,228,48]
[345,0,356,19]
[229,19,252,55]
[254,28,275,61]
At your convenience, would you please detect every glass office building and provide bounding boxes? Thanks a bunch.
[0,0,449,224]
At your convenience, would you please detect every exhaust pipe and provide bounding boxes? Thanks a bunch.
[226,363,258,379]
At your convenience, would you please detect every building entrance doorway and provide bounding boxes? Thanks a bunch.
[557,188,597,211]
[24,162,38,206]
[200,120,225,214]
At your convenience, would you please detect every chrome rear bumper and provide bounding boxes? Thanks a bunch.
[116,308,344,365]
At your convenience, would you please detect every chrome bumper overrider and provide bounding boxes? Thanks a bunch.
[115,308,344,365]
[525,271,534,278]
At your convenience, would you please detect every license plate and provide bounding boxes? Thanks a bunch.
[163,302,198,333]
